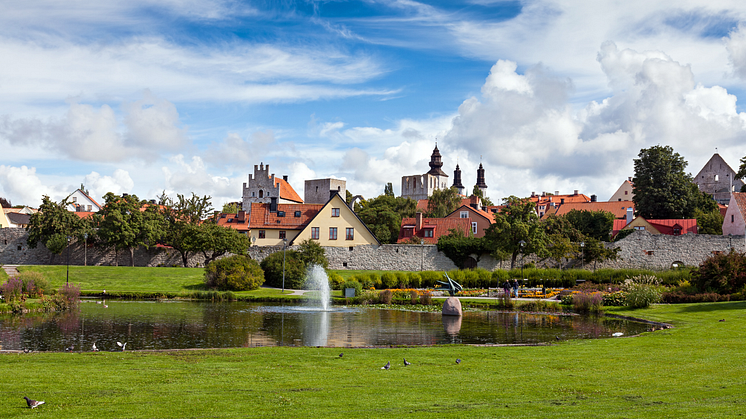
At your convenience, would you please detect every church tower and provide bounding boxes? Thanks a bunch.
[400,144,449,201]
[475,163,488,194]
[452,164,464,195]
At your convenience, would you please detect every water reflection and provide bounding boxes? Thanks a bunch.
[0,301,651,351]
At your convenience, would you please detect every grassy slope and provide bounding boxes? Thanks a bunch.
[1,302,746,418]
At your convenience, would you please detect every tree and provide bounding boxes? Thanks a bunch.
[484,196,548,269]
[541,215,583,268]
[26,195,88,261]
[563,209,615,241]
[197,222,251,266]
[632,145,715,219]
[693,249,746,294]
[471,185,494,206]
[297,239,328,268]
[221,202,241,214]
[384,182,394,197]
[204,255,264,291]
[97,193,165,266]
[436,228,489,269]
[357,195,416,244]
[694,208,724,235]
[425,187,462,218]
[159,193,214,267]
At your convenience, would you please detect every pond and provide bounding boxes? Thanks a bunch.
[0,300,651,352]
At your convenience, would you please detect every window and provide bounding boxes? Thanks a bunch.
[346,228,354,240]
[295,211,301,217]
[258,230,266,239]
[259,190,263,198]
[331,208,340,217]
[277,211,285,217]
[279,231,286,239]
[424,229,434,238]
[87,205,92,211]
[329,227,338,240]
[471,222,478,235]
[732,215,735,223]
[624,190,628,195]
[460,211,469,218]
[673,228,681,236]
[72,197,77,202]
[252,192,256,197]
[634,226,645,231]
[311,227,319,240]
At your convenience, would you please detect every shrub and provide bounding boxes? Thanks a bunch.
[623,275,662,308]
[573,292,603,314]
[419,271,441,288]
[0,277,24,302]
[328,272,345,290]
[396,272,410,288]
[381,272,398,289]
[602,291,627,306]
[409,290,419,304]
[660,291,729,304]
[260,250,306,289]
[18,271,50,297]
[52,282,81,310]
[693,249,746,294]
[408,272,421,288]
[205,255,264,291]
[379,289,393,304]
[342,279,362,297]
[419,290,432,305]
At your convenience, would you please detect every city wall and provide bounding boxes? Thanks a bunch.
[1,228,742,271]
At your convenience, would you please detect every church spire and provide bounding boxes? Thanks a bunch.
[426,144,448,177]
[475,162,488,191]
[453,164,464,195]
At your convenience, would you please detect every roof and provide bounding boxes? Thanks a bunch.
[545,201,635,219]
[215,211,250,231]
[249,202,323,229]
[733,193,746,222]
[72,211,96,219]
[397,216,471,244]
[447,204,495,223]
[645,219,698,235]
[612,219,628,236]
[291,192,381,246]
[528,193,590,205]
[274,177,303,203]
[6,212,30,225]
[67,188,101,209]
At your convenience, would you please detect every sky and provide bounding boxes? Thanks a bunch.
[2,0,746,209]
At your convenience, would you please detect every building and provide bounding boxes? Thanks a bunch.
[246,202,322,247]
[241,163,303,213]
[609,178,634,202]
[397,213,471,244]
[528,191,591,218]
[293,193,380,247]
[616,217,697,236]
[0,209,9,229]
[694,153,743,205]
[65,189,101,213]
[544,201,635,220]
[304,179,346,205]
[401,145,450,201]
[722,192,746,236]
[445,204,495,237]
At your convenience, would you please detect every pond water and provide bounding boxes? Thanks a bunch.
[0,300,651,352]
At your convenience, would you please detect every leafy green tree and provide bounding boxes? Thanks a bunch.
[694,208,724,235]
[346,190,354,205]
[204,255,264,291]
[436,228,489,269]
[159,193,214,267]
[197,222,250,266]
[26,195,89,261]
[97,193,165,266]
[563,209,615,241]
[357,195,416,244]
[633,145,716,219]
[425,187,462,218]
[221,202,241,214]
[297,239,328,268]
[484,196,548,269]
[384,182,394,197]
[260,250,307,289]
[471,185,494,206]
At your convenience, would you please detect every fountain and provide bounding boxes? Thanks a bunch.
[304,264,331,311]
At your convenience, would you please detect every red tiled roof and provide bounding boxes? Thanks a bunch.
[718,203,728,218]
[72,211,95,219]
[612,219,628,236]
[646,219,698,235]
[447,205,495,223]
[216,211,250,231]
[528,193,590,205]
[733,193,746,222]
[397,216,471,244]
[546,201,635,219]
[248,202,323,230]
[274,177,303,203]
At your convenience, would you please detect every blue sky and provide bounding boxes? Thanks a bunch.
[3,0,746,208]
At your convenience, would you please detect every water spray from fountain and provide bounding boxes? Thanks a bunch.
[305,264,331,311]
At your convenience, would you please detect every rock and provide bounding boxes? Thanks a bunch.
[442,296,462,316]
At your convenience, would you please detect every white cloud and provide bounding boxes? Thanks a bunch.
[83,170,135,200]
[123,89,187,152]
[726,23,746,79]
[0,166,51,207]
[161,155,243,207]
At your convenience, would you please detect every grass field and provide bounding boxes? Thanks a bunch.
[1,301,745,417]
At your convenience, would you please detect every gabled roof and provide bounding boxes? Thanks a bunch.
[67,188,101,209]
[528,193,590,205]
[612,219,628,236]
[292,192,381,245]
[6,212,30,225]
[397,216,471,244]
[249,202,323,230]
[645,219,698,235]
[72,211,96,219]
[216,211,250,231]
[733,193,746,222]
[447,204,495,224]
[274,177,303,203]
[545,201,635,219]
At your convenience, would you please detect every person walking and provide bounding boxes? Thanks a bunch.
[502,280,512,299]
[512,278,519,298]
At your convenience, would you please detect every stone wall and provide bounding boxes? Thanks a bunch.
[2,228,743,271]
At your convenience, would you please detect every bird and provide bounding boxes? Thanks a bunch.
[612,332,624,337]
[22,348,30,354]
[719,319,726,322]
[338,353,343,358]
[65,345,74,352]
[381,361,390,370]
[117,342,127,351]
[23,397,45,408]
[92,343,99,352]
[555,336,560,341]
[403,358,411,366]
[455,359,461,364]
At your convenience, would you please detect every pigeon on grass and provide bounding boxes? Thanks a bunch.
[117,342,127,351]
[403,358,411,366]
[339,353,343,358]
[455,359,461,364]
[23,397,44,408]
[381,361,390,370]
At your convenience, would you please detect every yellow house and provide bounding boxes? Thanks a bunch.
[0,209,9,229]
[292,193,380,247]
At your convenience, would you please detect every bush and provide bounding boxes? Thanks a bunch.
[18,271,50,297]
[573,292,603,314]
[0,277,24,302]
[419,271,441,288]
[260,250,306,289]
[419,290,432,305]
[205,255,265,291]
[328,272,345,290]
[342,279,363,297]
[623,275,662,308]
[381,272,398,289]
[693,249,746,294]
[395,272,410,288]
[379,289,393,304]
[408,272,421,288]
[602,291,627,306]
[660,291,730,304]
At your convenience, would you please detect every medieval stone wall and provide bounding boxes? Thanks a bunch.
[2,228,743,271]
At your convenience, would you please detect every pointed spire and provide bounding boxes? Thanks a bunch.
[426,144,447,177]
[453,164,464,194]
[476,163,487,190]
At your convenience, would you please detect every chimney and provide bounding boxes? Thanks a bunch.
[531,192,535,197]
[554,191,559,196]
[591,194,597,202]
[626,207,633,225]
[270,197,277,213]
[561,198,565,204]
[238,210,246,221]
[574,190,579,195]
[416,212,423,231]
[283,175,288,182]
[628,177,632,182]
[149,199,156,204]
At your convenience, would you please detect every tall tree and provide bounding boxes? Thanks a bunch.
[633,145,716,219]
[484,196,548,269]
[160,193,214,267]
[221,202,241,214]
[196,221,250,266]
[471,185,494,206]
[694,208,724,235]
[563,209,615,242]
[425,187,462,218]
[357,195,416,244]
[97,193,164,266]
[26,195,88,261]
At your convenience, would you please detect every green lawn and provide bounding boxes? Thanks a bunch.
[0,267,7,281]
[1,302,745,417]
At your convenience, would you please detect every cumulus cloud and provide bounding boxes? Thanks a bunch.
[83,170,135,200]
[726,23,746,79]
[204,130,278,167]
[0,166,52,206]
[123,89,187,152]
[161,154,243,207]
